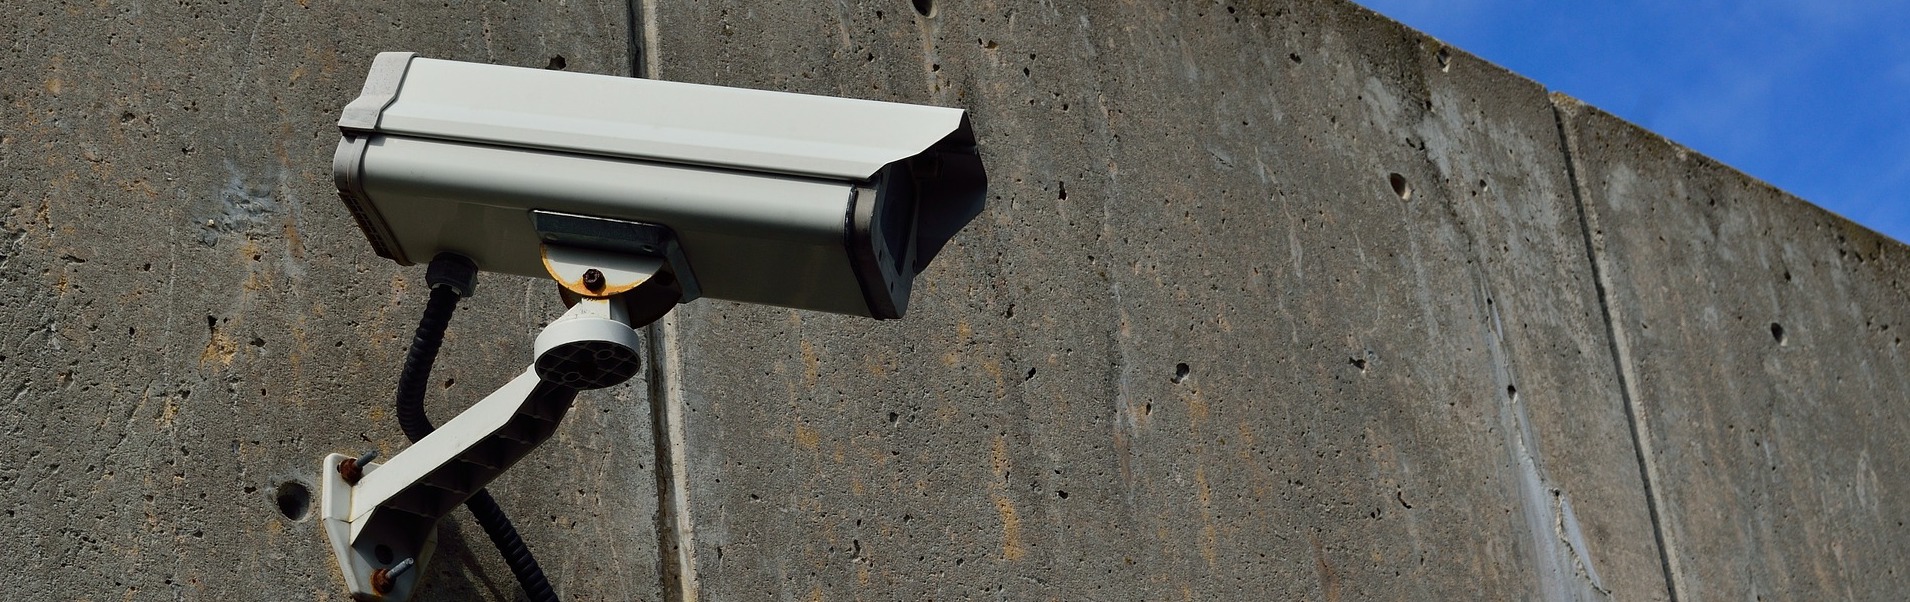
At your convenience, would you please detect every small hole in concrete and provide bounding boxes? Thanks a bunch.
[911,0,933,17]
[546,55,568,70]
[1172,363,1191,384]
[1771,322,1787,345]
[275,481,310,521]
[1389,173,1412,200]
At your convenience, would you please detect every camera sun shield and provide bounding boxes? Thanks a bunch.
[333,52,986,319]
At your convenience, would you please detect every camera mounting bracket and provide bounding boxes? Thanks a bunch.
[319,244,674,601]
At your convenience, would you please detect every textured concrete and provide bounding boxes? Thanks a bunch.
[7,1,1909,601]
[1559,97,1910,600]
[647,2,1663,599]
[0,2,658,600]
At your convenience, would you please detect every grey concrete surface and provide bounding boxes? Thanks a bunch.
[5,1,1907,601]
[0,2,658,600]
[1559,96,1910,600]
[646,2,1663,599]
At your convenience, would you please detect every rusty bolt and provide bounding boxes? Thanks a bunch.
[582,268,606,292]
[369,567,392,594]
[371,558,415,594]
[338,450,377,485]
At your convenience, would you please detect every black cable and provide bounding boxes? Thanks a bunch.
[397,255,563,602]
[393,284,459,442]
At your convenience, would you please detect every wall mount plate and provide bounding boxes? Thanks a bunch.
[320,453,438,602]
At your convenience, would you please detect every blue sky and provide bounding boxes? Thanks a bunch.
[1352,1,1910,244]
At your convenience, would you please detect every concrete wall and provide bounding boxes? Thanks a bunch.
[0,3,658,600]
[1,1,1903,600]
[1558,97,1910,600]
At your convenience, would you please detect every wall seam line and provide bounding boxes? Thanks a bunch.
[626,0,645,78]
[646,313,700,602]
[631,2,694,599]
[632,0,662,79]
[1549,95,1685,602]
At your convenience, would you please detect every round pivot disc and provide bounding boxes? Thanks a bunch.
[535,338,640,390]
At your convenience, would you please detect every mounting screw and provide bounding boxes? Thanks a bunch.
[370,557,415,594]
[338,450,378,485]
[582,269,606,293]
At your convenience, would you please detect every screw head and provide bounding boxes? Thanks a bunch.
[582,269,606,292]
[338,450,377,485]
[371,558,416,594]
[370,567,394,594]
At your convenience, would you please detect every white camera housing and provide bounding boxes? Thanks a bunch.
[333,52,986,318]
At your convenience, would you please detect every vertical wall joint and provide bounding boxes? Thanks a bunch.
[1550,94,1685,602]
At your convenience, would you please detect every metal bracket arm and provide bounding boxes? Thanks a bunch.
[321,368,573,601]
[320,245,674,601]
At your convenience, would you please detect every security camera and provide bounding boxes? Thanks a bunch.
[318,53,987,601]
[333,51,986,319]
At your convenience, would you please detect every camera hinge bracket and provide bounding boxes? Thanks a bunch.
[318,245,667,600]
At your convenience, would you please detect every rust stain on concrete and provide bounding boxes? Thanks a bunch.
[794,423,820,451]
[1311,531,1342,602]
[989,434,1026,560]
[800,340,821,386]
